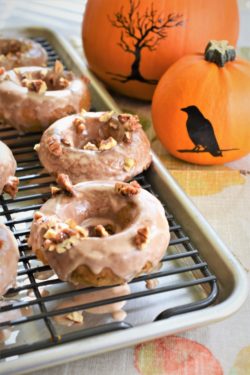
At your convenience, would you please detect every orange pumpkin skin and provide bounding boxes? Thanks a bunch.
[82,0,239,100]
[152,51,250,165]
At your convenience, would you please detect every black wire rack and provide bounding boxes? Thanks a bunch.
[0,37,218,361]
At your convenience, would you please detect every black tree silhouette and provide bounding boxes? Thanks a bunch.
[107,0,184,84]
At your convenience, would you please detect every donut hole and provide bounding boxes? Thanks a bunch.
[72,118,125,150]
[59,190,139,237]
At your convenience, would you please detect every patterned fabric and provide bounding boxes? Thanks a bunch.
[0,1,250,374]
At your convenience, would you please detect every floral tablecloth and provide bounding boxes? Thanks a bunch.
[0,0,250,374]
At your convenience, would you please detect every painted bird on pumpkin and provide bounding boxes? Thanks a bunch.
[181,105,222,157]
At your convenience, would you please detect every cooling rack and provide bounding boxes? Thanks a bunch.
[0,118,218,359]
[0,31,247,374]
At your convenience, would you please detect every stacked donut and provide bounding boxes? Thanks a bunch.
[0,36,170,296]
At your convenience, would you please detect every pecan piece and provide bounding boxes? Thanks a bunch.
[34,211,43,221]
[118,114,141,131]
[123,158,135,172]
[115,180,141,197]
[34,143,40,152]
[134,226,150,249]
[123,131,132,144]
[47,136,62,156]
[83,142,98,151]
[50,186,62,196]
[75,225,89,237]
[56,173,75,196]
[73,117,86,133]
[53,60,64,75]
[99,137,117,151]
[39,69,48,80]
[3,176,19,198]
[58,77,69,89]
[22,79,47,94]
[94,224,109,237]
[61,137,72,147]
[99,111,114,123]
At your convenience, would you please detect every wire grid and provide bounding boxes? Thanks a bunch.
[0,38,218,360]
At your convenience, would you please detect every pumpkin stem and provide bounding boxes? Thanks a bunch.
[205,40,236,67]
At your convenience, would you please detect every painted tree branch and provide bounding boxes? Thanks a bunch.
[107,0,184,84]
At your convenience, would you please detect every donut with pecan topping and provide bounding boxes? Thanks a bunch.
[0,38,47,70]
[0,61,90,132]
[36,111,151,182]
[0,140,19,197]
[0,223,19,296]
[28,180,169,286]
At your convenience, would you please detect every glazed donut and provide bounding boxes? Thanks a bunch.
[36,111,151,183]
[0,223,19,296]
[28,179,170,286]
[0,61,90,132]
[0,141,19,197]
[0,38,47,70]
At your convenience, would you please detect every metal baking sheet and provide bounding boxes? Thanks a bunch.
[0,27,248,375]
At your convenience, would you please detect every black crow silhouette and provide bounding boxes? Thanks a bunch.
[181,106,222,157]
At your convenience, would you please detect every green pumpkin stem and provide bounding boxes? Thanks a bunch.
[205,40,236,67]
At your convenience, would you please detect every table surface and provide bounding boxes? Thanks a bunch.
[0,1,250,374]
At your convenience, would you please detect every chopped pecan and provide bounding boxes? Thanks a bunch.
[62,227,77,238]
[123,158,135,172]
[3,176,19,198]
[65,218,77,228]
[47,136,62,156]
[73,117,86,133]
[22,79,47,94]
[61,137,72,147]
[43,239,53,250]
[50,185,62,196]
[33,143,40,152]
[53,60,64,75]
[99,137,117,151]
[109,120,119,130]
[83,142,98,151]
[94,224,109,237]
[58,77,69,89]
[123,131,132,144]
[66,311,84,324]
[56,236,79,253]
[99,111,114,123]
[118,114,141,131]
[115,180,141,197]
[75,225,88,237]
[134,226,150,249]
[34,211,43,221]
[56,173,75,196]
[44,228,58,240]
[39,69,48,80]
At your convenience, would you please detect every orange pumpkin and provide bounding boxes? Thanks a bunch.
[152,40,250,165]
[82,0,239,100]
